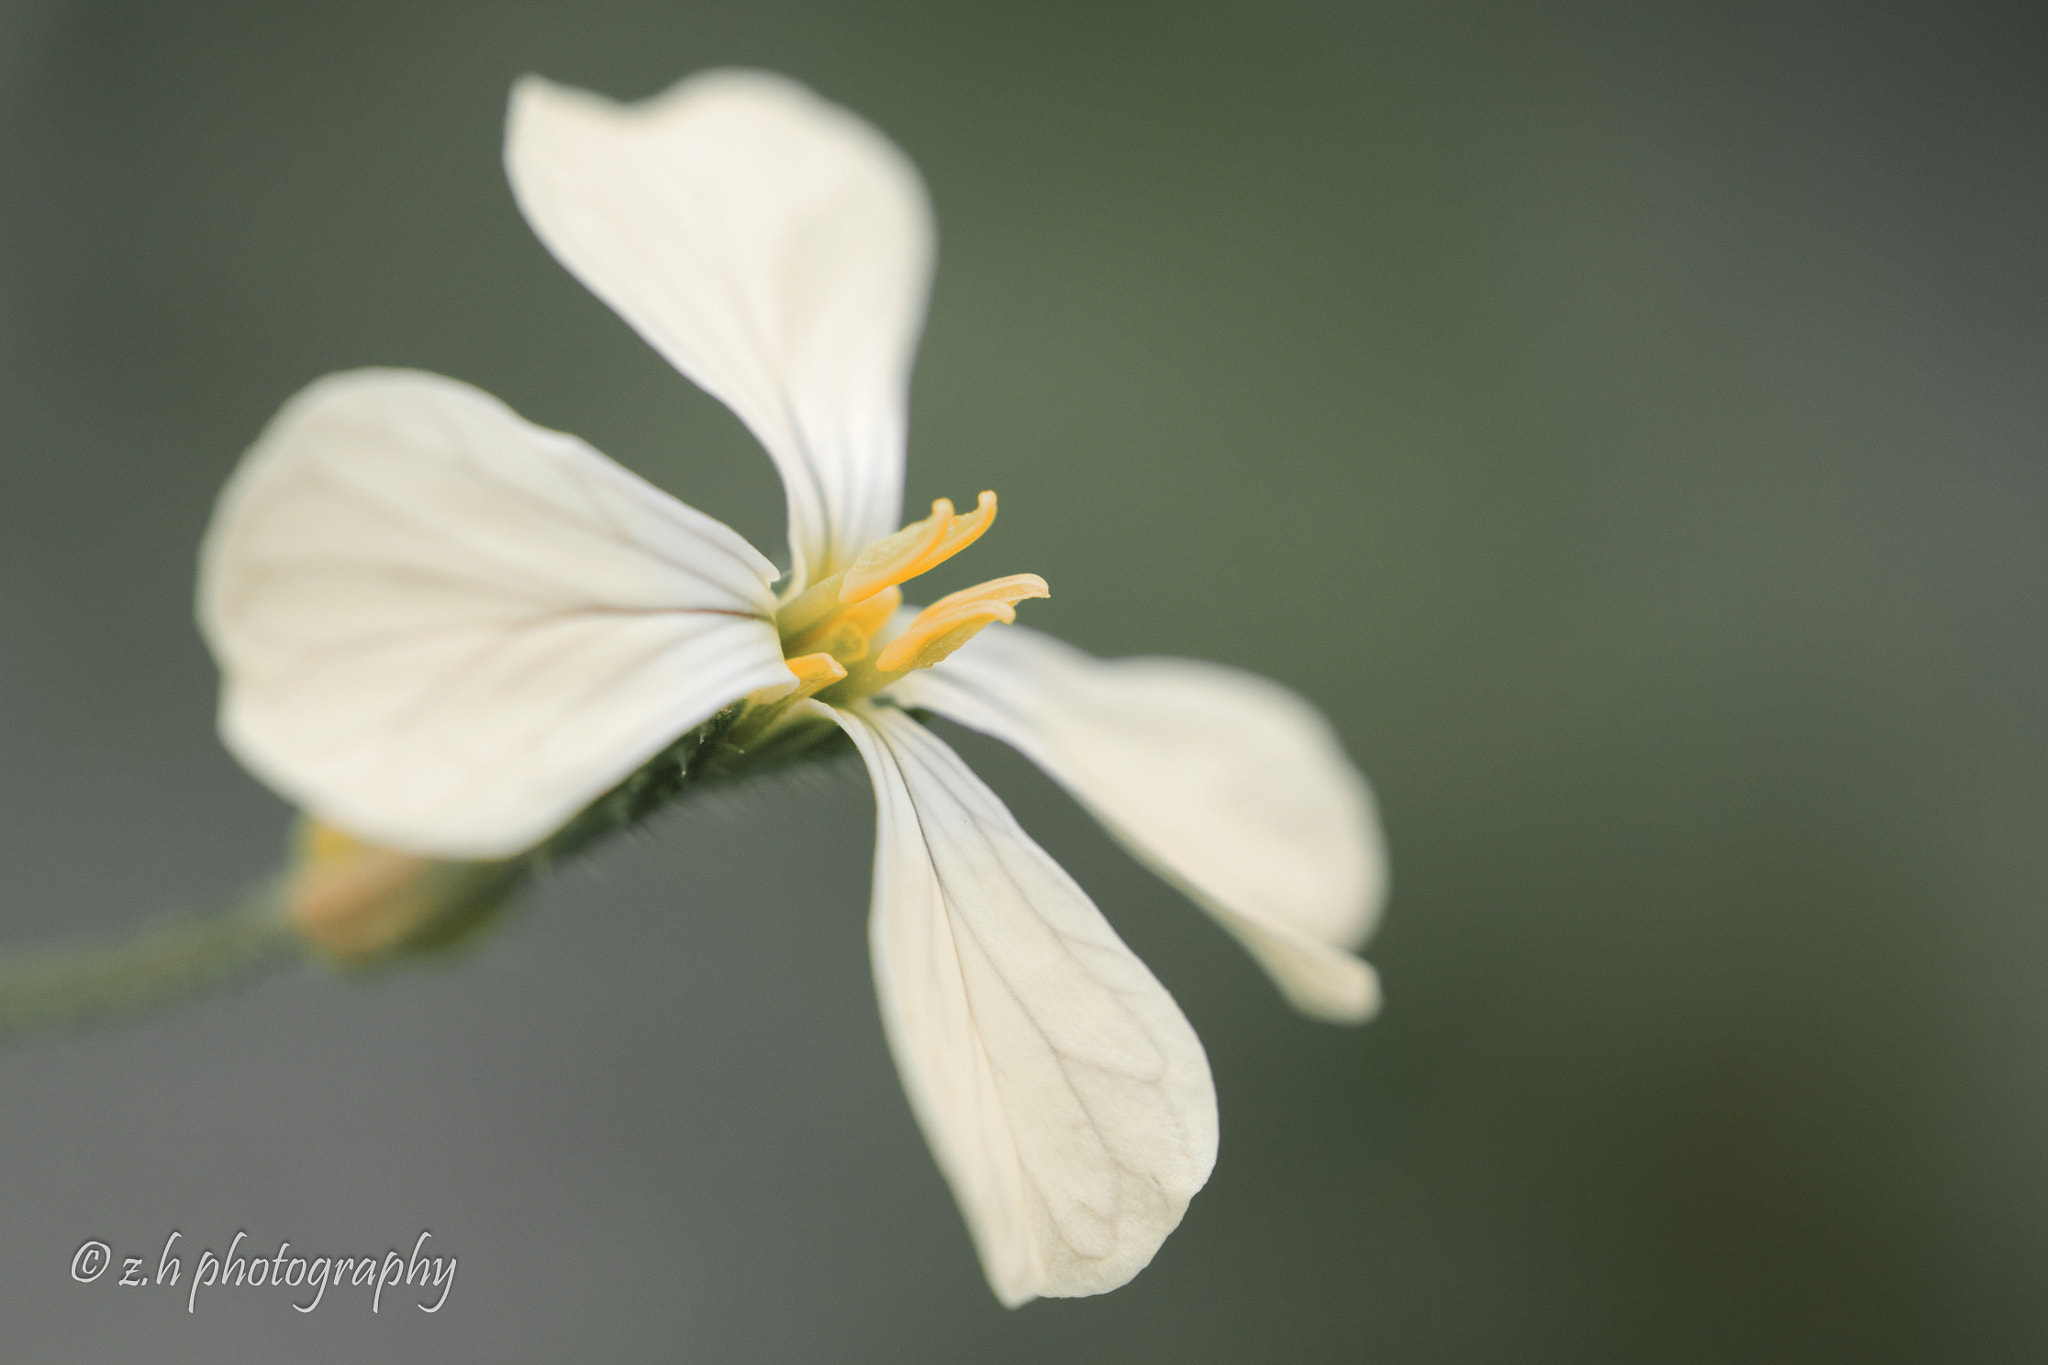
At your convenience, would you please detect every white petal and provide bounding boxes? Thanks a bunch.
[198,369,793,859]
[820,701,1217,1306]
[505,71,935,592]
[890,625,1387,1023]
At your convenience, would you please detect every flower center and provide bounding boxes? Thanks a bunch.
[739,491,1048,732]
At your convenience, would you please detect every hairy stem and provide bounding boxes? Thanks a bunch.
[0,880,301,1040]
[0,702,855,1042]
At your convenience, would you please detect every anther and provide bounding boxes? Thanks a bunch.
[838,491,998,604]
[872,574,1049,674]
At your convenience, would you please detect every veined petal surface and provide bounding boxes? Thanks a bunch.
[199,369,793,859]
[506,70,934,592]
[821,701,1216,1305]
[891,625,1387,1022]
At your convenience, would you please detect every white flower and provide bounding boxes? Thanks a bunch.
[197,70,1387,1306]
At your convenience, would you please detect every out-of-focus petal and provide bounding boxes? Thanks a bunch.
[891,625,1386,1022]
[505,70,934,592]
[199,368,793,859]
[820,700,1217,1305]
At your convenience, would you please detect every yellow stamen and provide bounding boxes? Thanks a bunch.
[872,574,1049,674]
[772,491,1041,711]
[829,499,952,606]
[741,650,849,712]
[773,573,856,640]
[772,493,995,640]
[778,651,851,702]
[732,651,849,747]
[838,491,998,604]
[782,585,901,664]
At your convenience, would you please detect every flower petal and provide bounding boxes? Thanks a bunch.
[199,369,793,859]
[890,625,1387,1022]
[505,70,935,592]
[820,700,1217,1306]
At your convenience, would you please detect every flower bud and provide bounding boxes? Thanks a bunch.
[287,821,521,966]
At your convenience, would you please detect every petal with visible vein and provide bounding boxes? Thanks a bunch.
[199,368,793,859]
[819,700,1217,1305]
[506,70,934,592]
[891,625,1387,1022]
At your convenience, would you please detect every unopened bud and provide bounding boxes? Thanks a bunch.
[288,821,520,966]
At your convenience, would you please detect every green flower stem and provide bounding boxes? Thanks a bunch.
[0,878,302,1040]
[0,699,859,1042]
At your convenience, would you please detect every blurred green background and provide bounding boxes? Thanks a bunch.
[2,1,2043,1360]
